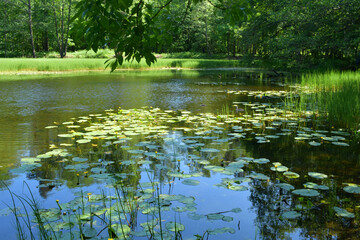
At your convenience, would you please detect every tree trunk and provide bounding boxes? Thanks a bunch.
[63,0,72,57]
[204,16,210,56]
[54,6,62,57]
[227,33,230,56]
[4,33,7,57]
[27,0,36,58]
[43,31,49,51]
[54,0,72,58]
[60,0,65,57]
[233,39,236,57]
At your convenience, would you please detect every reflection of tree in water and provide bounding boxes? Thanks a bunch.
[248,179,360,239]
[248,179,295,240]
[240,131,360,183]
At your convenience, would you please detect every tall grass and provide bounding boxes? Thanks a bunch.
[0,58,246,73]
[299,71,360,130]
[46,49,114,59]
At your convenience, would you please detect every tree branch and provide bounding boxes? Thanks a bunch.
[150,0,173,21]
[181,0,192,24]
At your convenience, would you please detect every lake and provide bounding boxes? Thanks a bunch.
[0,70,359,240]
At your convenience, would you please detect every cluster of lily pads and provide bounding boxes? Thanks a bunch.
[195,81,246,86]
[7,106,360,239]
[218,89,295,100]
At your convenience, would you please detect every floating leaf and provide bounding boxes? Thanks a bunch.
[165,222,185,232]
[207,213,225,221]
[181,179,200,186]
[58,134,73,138]
[204,165,224,172]
[309,141,321,146]
[72,157,88,162]
[82,227,97,238]
[253,158,270,164]
[187,212,205,220]
[228,185,248,191]
[275,183,295,191]
[308,172,328,179]
[21,157,40,164]
[282,211,301,219]
[127,149,145,154]
[333,207,355,218]
[304,182,329,190]
[230,208,242,213]
[200,148,220,153]
[172,206,196,212]
[343,185,360,194]
[292,189,320,197]
[332,142,350,147]
[283,171,300,179]
[208,227,236,235]
[222,216,234,222]
[249,172,270,180]
[270,165,288,172]
[76,139,91,144]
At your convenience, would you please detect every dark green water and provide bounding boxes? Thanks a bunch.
[0,70,359,240]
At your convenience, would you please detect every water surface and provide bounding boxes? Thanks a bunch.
[0,70,359,239]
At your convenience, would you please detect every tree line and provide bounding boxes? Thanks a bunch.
[1,0,359,69]
[0,0,74,58]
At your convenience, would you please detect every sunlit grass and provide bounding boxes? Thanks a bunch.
[299,71,360,130]
[0,58,246,73]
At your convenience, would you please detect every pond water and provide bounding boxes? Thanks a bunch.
[0,70,359,240]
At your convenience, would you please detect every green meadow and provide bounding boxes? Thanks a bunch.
[0,58,246,73]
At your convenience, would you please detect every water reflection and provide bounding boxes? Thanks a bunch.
[0,71,278,172]
[1,71,359,239]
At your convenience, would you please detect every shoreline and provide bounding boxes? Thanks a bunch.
[0,67,264,76]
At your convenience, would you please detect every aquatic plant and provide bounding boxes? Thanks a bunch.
[3,106,360,239]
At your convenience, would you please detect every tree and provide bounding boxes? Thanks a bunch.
[53,0,73,58]
[72,0,252,70]
[21,0,37,58]
[238,0,360,69]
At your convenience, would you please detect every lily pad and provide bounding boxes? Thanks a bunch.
[308,172,328,179]
[72,157,88,162]
[332,141,350,146]
[253,158,270,164]
[187,212,205,220]
[207,227,236,235]
[249,172,270,180]
[292,189,320,197]
[200,148,221,153]
[181,179,200,186]
[283,171,300,179]
[270,165,289,172]
[230,208,242,213]
[227,185,248,191]
[282,211,301,219]
[76,139,91,144]
[165,222,185,232]
[333,207,355,218]
[343,185,360,194]
[309,141,321,146]
[207,213,225,221]
[275,183,295,191]
[304,182,329,190]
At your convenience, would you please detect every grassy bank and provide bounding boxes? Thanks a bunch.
[0,58,246,73]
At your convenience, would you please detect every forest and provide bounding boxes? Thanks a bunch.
[1,0,359,70]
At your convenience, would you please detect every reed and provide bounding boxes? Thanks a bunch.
[299,71,360,131]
